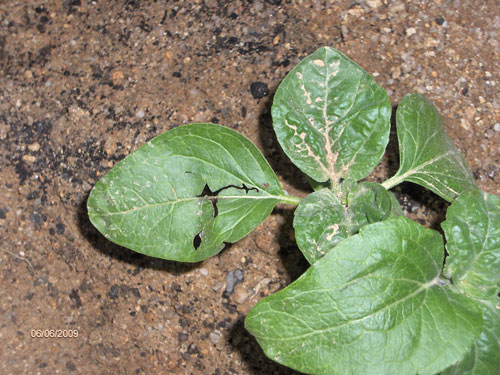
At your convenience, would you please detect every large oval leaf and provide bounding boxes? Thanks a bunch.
[441,190,500,374]
[293,182,402,264]
[442,297,500,375]
[442,189,500,299]
[246,217,483,375]
[382,94,477,201]
[272,47,391,185]
[87,123,289,262]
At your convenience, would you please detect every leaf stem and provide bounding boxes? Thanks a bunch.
[381,174,405,190]
[278,194,302,205]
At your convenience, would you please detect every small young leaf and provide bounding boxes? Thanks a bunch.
[292,189,345,263]
[442,190,500,299]
[348,181,403,224]
[383,94,477,201]
[272,47,391,185]
[441,297,500,375]
[88,123,287,262]
[246,217,483,375]
[293,182,402,263]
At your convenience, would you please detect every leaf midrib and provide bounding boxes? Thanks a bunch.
[250,276,441,342]
[93,193,281,216]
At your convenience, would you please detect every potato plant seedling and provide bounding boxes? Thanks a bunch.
[88,47,500,375]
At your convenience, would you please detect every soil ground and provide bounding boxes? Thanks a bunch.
[1,1,499,374]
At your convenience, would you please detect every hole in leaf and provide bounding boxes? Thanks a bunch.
[200,183,213,196]
[191,183,263,252]
[212,198,218,217]
[198,184,219,217]
[197,183,261,219]
[193,232,202,250]
[199,183,259,197]
[225,183,259,194]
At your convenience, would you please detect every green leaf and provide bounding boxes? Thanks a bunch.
[347,182,403,224]
[272,47,391,185]
[442,190,500,299]
[293,189,344,264]
[246,217,483,375]
[87,123,291,263]
[382,94,477,201]
[293,182,402,264]
[441,297,500,375]
[441,190,500,374]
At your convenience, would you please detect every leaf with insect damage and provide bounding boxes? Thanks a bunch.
[87,123,289,262]
[293,182,403,264]
[272,46,391,186]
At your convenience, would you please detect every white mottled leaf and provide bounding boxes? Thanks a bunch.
[272,47,391,185]
[293,182,402,263]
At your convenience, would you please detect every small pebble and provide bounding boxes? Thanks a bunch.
[389,1,405,13]
[22,155,36,163]
[250,82,269,99]
[493,123,500,132]
[164,309,176,319]
[465,107,476,119]
[112,70,124,81]
[178,332,189,342]
[108,284,119,299]
[209,331,223,345]
[391,67,401,79]
[380,34,391,45]
[366,0,382,8]
[406,27,417,37]
[225,269,244,294]
[28,142,40,152]
[436,17,445,25]
[233,285,249,304]
[234,269,244,282]
[225,271,236,294]
[136,109,145,118]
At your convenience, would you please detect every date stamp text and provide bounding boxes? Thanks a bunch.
[30,329,79,338]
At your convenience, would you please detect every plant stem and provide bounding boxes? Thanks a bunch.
[278,194,302,205]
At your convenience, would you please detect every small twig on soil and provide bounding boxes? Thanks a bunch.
[1,248,35,274]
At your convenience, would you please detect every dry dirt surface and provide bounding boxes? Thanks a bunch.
[1,1,499,374]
